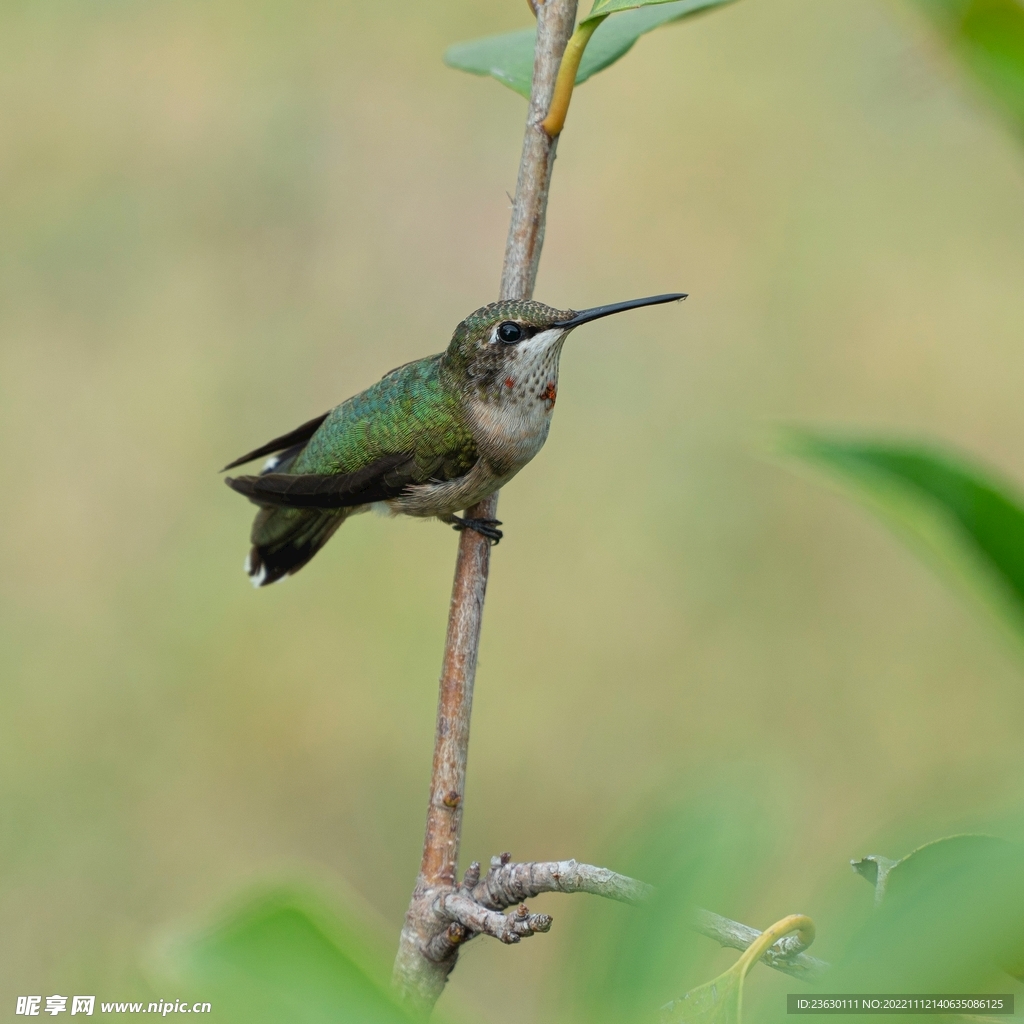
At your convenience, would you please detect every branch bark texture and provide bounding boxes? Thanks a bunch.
[392,0,579,1013]
[470,856,653,909]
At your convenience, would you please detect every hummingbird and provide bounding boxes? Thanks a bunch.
[224,292,685,586]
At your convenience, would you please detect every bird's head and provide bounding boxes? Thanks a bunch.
[442,293,686,395]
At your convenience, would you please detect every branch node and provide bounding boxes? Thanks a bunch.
[773,930,811,958]
[422,920,469,963]
[462,861,481,888]
[692,908,829,981]
[442,790,461,808]
[436,891,554,946]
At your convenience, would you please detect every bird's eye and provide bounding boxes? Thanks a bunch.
[497,321,523,344]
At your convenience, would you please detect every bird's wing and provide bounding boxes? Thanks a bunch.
[224,355,477,510]
[222,412,330,471]
[225,452,427,509]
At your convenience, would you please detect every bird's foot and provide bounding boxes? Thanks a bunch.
[451,516,503,544]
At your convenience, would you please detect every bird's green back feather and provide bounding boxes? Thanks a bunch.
[292,354,476,481]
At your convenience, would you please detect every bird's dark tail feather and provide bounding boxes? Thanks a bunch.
[246,506,345,587]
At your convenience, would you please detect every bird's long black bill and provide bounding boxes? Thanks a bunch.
[559,292,687,329]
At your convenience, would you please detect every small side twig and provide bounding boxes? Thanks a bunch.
[436,893,553,945]
[396,851,647,1011]
[693,908,829,981]
[470,854,653,909]
[423,853,650,961]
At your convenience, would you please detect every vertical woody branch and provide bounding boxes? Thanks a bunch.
[500,0,578,304]
[392,0,578,1012]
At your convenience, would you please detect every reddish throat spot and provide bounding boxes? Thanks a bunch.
[542,382,557,405]
[504,376,516,388]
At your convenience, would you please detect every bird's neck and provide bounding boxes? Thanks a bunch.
[463,331,566,406]
[461,338,566,475]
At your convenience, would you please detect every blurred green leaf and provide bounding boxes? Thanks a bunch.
[828,835,1024,995]
[850,854,899,906]
[580,2,737,76]
[852,836,1024,979]
[561,793,775,1024]
[915,0,1024,140]
[662,915,815,1024]
[853,836,1010,906]
[782,431,1024,640]
[662,964,746,1024]
[584,0,728,21]
[445,27,536,98]
[166,888,415,1024]
[444,0,735,98]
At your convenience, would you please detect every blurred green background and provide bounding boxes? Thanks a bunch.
[3,0,1024,1020]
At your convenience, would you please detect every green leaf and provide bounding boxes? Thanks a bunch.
[914,0,1024,140]
[882,835,1013,902]
[662,967,745,1024]
[584,0,729,22]
[580,2,737,79]
[853,836,1010,907]
[560,795,773,1024]
[781,431,1024,641]
[444,0,735,99]
[850,836,1024,981]
[164,888,415,1024]
[850,854,899,907]
[661,915,815,1024]
[444,27,537,99]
